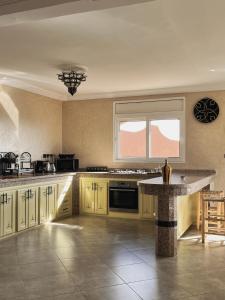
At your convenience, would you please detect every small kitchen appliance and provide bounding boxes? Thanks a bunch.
[56,154,79,172]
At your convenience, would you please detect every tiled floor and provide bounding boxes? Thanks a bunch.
[0,216,225,299]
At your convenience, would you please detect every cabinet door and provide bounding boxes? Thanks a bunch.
[17,189,28,231]
[2,191,16,236]
[57,181,72,218]
[94,181,108,215]
[39,186,48,224]
[47,185,57,221]
[28,188,38,228]
[140,193,155,219]
[80,180,95,213]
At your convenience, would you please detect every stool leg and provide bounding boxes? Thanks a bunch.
[197,192,201,231]
[202,200,205,243]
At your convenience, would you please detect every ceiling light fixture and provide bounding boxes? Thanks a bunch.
[57,70,87,96]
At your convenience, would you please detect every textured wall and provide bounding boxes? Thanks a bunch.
[62,90,225,190]
[0,85,62,160]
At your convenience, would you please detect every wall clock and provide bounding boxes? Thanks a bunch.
[193,97,219,123]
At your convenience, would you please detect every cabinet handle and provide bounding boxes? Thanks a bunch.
[92,183,94,190]
[25,190,29,200]
[4,193,8,204]
[47,186,53,195]
[29,189,34,198]
[1,194,4,204]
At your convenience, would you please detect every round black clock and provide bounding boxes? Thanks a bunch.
[193,97,219,123]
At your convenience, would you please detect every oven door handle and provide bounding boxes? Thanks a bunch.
[109,188,137,192]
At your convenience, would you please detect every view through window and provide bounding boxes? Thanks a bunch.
[118,119,181,160]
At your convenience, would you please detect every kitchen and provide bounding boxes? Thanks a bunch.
[0,0,225,299]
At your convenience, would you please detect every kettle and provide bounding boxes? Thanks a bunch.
[50,163,56,173]
[44,162,51,173]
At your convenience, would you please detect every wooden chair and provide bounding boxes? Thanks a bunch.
[200,191,225,243]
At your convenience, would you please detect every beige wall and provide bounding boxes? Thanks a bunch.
[0,85,62,160]
[62,90,225,190]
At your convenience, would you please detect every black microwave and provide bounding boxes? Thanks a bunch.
[56,159,79,172]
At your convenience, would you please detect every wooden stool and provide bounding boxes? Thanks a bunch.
[196,191,224,231]
[201,191,225,243]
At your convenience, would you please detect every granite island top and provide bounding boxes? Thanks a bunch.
[138,169,216,196]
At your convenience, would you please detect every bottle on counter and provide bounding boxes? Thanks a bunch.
[161,159,172,184]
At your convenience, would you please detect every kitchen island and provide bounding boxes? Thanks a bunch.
[139,169,216,257]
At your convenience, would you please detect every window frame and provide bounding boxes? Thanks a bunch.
[113,98,185,163]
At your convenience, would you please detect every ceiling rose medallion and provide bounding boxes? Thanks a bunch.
[57,70,87,96]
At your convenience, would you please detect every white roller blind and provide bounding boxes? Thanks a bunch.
[114,98,184,115]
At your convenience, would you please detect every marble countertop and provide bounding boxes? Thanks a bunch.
[138,169,216,196]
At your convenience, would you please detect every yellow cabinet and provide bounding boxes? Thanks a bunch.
[57,181,72,218]
[39,184,57,223]
[95,181,108,215]
[80,179,108,215]
[0,190,16,237]
[17,187,38,231]
[80,180,95,213]
[140,192,155,219]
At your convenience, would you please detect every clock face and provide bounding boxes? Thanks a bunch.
[193,97,219,123]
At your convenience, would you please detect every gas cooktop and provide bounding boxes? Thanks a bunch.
[109,168,161,175]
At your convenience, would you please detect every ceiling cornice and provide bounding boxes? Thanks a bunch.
[0,0,155,27]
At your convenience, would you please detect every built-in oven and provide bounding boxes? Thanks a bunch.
[109,181,138,213]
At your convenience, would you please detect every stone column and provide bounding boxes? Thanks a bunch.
[155,193,177,257]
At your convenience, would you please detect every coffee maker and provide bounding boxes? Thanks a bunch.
[34,154,56,173]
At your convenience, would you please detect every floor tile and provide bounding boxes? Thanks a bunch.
[83,284,141,300]
[101,250,143,267]
[20,260,67,280]
[24,274,78,297]
[0,279,25,299]
[129,278,192,300]
[112,262,158,283]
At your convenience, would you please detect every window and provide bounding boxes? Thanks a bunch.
[149,120,180,158]
[118,120,146,159]
[114,98,185,163]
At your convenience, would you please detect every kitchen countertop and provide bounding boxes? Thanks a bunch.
[0,172,77,188]
[0,169,216,191]
[0,171,161,188]
[138,169,216,196]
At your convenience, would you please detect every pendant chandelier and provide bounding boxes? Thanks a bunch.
[57,70,87,96]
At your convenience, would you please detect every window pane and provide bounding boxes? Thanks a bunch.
[149,120,180,158]
[118,121,146,158]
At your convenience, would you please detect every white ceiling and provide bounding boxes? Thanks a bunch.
[1,0,225,100]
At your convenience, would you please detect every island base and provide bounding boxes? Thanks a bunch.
[155,224,177,257]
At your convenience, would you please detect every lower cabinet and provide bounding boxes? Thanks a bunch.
[140,192,155,219]
[17,187,39,231]
[39,184,57,223]
[0,190,16,237]
[80,179,108,215]
[57,181,73,219]
[95,181,108,215]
